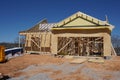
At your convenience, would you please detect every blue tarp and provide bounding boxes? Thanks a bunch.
[5,47,23,55]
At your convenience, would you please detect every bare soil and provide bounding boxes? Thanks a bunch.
[0,54,65,74]
[0,54,120,80]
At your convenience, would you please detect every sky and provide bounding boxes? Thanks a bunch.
[0,0,120,42]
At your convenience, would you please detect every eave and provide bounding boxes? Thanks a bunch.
[51,26,114,31]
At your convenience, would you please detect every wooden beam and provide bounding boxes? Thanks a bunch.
[111,43,117,56]
[57,38,72,53]
[31,38,41,49]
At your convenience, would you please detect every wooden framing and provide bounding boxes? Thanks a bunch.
[19,11,115,56]
[57,37,103,56]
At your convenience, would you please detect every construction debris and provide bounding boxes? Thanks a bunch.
[88,58,104,63]
[70,58,88,64]
[0,73,3,79]
[64,55,74,59]
[0,73,10,80]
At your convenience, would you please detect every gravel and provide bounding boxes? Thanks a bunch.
[28,73,52,80]
[82,68,101,80]
[22,65,37,72]
[38,62,84,74]
[82,67,120,80]
[7,62,120,80]
[8,74,52,80]
[8,62,84,80]
[8,76,26,80]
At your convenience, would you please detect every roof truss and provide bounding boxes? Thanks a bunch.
[55,11,110,28]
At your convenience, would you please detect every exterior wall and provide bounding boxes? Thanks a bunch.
[20,32,52,52]
[103,33,111,56]
[20,28,112,56]
[51,28,112,56]
[51,34,58,54]
[40,32,51,47]
[26,34,32,47]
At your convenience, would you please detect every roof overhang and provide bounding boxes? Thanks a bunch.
[51,26,114,31]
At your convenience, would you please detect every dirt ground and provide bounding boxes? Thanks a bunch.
[0,54,66,74]
[0,54,120,80]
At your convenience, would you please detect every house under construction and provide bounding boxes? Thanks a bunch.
[19,11,115,57]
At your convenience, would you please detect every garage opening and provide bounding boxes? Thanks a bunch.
[57,37,103,57]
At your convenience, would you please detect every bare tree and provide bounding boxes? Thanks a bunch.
[112,35,120,55]
[112,35,120,47]
[14,36,25,47]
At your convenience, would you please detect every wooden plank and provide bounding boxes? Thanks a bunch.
[31,38,41,49]
[57,38,72,53]
[70,58,88,64]
[88,58,104,63]
[111,43,117,56]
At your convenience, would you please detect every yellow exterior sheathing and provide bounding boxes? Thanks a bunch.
[64,18,95,26]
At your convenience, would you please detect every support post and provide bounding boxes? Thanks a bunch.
[19,35,21,47]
